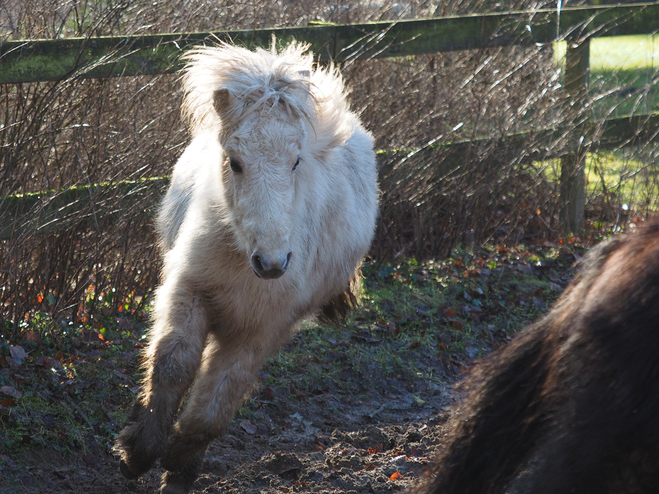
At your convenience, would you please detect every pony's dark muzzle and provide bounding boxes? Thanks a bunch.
[251,251,292,279]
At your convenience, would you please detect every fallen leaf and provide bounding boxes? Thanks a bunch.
[289,384,307,401]
[240,419,257,435]
[113,370,134,385]
[9,345,28,364]
[0,454,17,468]
[1,386,22,399]
[443,308,458,319]
[81,330,103,342]
[35,356,64,370]
[23,331,41,343]
[451,320,464,330]
[351,333,381,344]
[390,471,403,481]
[0,398,16,407]
[257,372,271,381]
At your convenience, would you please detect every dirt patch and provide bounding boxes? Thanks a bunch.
[1,377,454,494]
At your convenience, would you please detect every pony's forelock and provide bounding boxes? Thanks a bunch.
[181,41,322,135]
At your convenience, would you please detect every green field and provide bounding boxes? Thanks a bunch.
[555,35,659,71]
[556,35,659,116]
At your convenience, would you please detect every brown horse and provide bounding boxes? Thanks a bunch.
[417,220,659,494]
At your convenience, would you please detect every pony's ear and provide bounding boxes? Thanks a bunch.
[213,88,233,121]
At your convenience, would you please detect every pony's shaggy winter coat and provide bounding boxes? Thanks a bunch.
[416,220,659,494]
[116,41,379,493]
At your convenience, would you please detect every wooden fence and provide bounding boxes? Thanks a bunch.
[2,1,659,238]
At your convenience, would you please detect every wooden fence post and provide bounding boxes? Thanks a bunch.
[559,37,590,236]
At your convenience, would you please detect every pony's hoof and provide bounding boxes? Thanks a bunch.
[160,472,192,494]
[120,459,142,480]
[160,483,188,494]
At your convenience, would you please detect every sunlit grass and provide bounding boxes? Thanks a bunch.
[554,35,659,117]
[540,151,659,215]
[554,34,659,71]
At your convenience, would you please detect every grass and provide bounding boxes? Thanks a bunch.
[555,35,659,72]
[555,35,659,117]
[539,150,659,222]
[586,150,659,205]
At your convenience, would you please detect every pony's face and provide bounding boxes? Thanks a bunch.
[220,109,307,280]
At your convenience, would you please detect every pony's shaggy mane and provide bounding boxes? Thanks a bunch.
[181,41,355,150]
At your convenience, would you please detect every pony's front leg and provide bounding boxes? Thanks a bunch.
[116,280,209,479]
[159,334,271,493]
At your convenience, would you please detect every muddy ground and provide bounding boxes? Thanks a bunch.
[0,364,452,494]
[1,354,456,494]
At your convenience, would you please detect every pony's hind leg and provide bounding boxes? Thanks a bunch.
[160,448,207,494]
[159,333,273,491]
[116,280,209,479]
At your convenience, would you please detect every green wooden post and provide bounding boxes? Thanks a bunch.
[559,37,590,236]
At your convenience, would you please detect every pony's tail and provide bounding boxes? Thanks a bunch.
[420,321,552,494]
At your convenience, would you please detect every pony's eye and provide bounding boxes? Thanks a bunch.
[229,158,243,173]
[292,158,300,172]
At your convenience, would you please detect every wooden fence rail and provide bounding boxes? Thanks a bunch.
[2,3,659,84]
[2,2,659,236]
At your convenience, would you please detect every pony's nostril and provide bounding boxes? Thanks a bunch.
[250,251,289,279]
[251,253,264,273]
[284,251,292,269]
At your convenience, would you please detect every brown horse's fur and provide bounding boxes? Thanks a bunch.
[416,219,659,494]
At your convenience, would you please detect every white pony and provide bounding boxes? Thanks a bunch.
[116,41,379,493]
